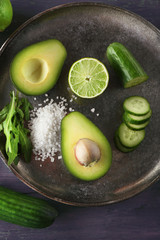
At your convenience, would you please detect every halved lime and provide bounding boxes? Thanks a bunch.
[68,58,109,98]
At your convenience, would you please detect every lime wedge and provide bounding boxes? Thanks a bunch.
[68,58,109,98]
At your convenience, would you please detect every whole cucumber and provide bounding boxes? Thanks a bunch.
[0,186,58,228]
[106,42,148,88]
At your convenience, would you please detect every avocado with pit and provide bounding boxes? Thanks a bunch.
[61,111,112,181]
[10,39,67,95]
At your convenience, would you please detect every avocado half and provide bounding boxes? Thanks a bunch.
[10,39,67,95]
[61,111,112,181]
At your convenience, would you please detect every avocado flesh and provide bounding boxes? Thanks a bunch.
[61,112,112,181]
[10,39,67,95]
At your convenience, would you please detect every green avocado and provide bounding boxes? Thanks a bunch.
[10,39,67,95]
[61,111,112,181]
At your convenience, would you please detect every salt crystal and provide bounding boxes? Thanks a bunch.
[29,98,66,162]
[91,108,95,113]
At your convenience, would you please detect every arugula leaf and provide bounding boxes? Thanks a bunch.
[7,131,19,166]
[17,107,24,120]
[0,104,9,123]
[13,157,19,165]
[0,124,2,132]
[20,98,33,121]
[0,91,33,165]
[3,91,17,155]
[18,124,32,163]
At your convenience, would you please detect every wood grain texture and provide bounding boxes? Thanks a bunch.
[0,0,160,239]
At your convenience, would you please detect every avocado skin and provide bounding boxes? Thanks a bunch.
[61,112,112,181]
[10,39,67,96]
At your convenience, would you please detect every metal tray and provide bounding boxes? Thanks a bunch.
[0,3,160,206]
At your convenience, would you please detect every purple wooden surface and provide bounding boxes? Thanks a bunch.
[0,0,160,239]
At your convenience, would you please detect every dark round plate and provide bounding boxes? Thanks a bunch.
[0,3,160,206]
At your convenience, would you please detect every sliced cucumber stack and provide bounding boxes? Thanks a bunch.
[123,96,152,131]
[115,96,152,153]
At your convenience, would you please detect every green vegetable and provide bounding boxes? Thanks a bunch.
[123,110,152,125]
[123,118,150,131]
[114,96,152,152]
[0,91,33,165]
[117,122,145,148]
[0,186,58,228]
[106,42,148,88]
[114,132,135,153]
[0,104,9,123]
[18,125,32,163]
[123,96,150,116]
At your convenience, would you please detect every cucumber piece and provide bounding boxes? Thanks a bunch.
[114,132,135,153]
[123,96,150,116]
[0,186,58,228]
[118,123,145,148]
[123,110,152,125]
[106,42,148,88]
[124,119,150,130]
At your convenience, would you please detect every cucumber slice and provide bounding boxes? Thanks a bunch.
[123,96,150,116]
[106,42,148,88]
[124,119,150,130]
[123,110,152,125]
[118,123,145,148]
[114,132,135,153]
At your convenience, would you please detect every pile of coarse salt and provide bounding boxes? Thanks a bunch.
[28,97,67,162]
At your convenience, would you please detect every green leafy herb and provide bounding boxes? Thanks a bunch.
[0,91,33,165]
[18,125,32,163]
[0,104,9,123]
[19,98,33,121]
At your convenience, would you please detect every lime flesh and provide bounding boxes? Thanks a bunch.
[68,58,109,98]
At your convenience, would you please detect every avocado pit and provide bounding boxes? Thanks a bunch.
[74,138,101,167]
